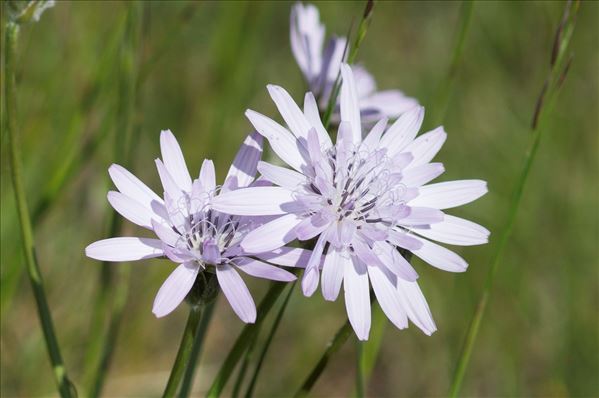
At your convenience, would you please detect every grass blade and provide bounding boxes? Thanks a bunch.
[448,2,579,396]
[3,20,76,398]
[243,282,296,398]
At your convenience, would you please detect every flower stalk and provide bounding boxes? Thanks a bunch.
[448,2,578,396]
[3,20,75,398]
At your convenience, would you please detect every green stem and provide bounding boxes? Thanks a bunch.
[232,329,259,398]
[448,3,578,396]
[294,321,354,398]
[3,21,75,398]
[428,0,474,128]
[178,299,217,398]
[244,282,295,398]
[355,340,365,398]
[84,3,143,395]
[206,276,298,398]
[163,305,204,398]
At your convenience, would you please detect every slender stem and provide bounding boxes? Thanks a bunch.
[84,3,143,396]
[206,276,298,398]
[428,0,475,128]
[163,305,204,398]
[448,2,578,396]
[178,299,217,398]
[294,321,354,398]
[232,329,259,398]
[355,341,365,398]
[3,21,75,398]
[244,282,295,398]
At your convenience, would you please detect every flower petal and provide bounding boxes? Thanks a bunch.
[155,159,185,204]
[411,215,490,246]
[241,213,303,253]
[403,126,446,168]
[301,232,328,296]
[412,236,468,272]
[372,241,419,282]
[303,92,332,149]
[199,159,216,192]
[212,187,298,216]
[290,2,324,81]
[224,132,263,190]
[400,207,445,226]
[151,219,180,247]
[217,263,257,323]
[108,164,166,216]
[344,257,371,341]
[235,257,297,282]
[254,247,313,268]
[361,117,388,151]
[409,180,488,210]
[107,191,154,229]
[321,246,348,301]
[268,84,312,141]
[367,263,408,330]
[160,129,192,192]
[394,278,437,335]
[401,163,445,187]
[152,262,199,317]
[360,90,420,122]
[379,106,424,156]
[86,237,163,262]
[340,63,362,144]
[257,161,307,190]
[246,109,307,172]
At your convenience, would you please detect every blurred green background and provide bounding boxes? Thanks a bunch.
[1,1,597,397]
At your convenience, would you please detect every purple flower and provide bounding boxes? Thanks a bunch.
[290,2,419,124]
[85,130,308,322]
[212,64,489,340]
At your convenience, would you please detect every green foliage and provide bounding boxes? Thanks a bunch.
[1,1,597,396]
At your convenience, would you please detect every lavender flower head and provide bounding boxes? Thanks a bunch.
[212,64,489,340]
[85,131,307,322]
[290,2,419,123]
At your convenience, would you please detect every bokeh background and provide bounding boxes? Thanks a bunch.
[1,1,597,397]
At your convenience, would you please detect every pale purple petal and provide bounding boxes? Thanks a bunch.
[361,117,388,150]
[351,64,376,98]
[409,180,488,210]
[379,106,424,156]
[212,187,298,216]
[340,63,362,143]
[394,278,437,335]
[202,240,220,264]
[268,84,312,140]
[367,264,409,330]
[224,132,263,190]
[108,164,166,215]
[254,247,313,268]
[216,263,257,323]
[321,246,347,301]
[411,215,490,246]
[302,232,328,296]
[155,159,185,203]
[235,257,297,282]
[151,219,180,247]
[303,92,333,149]
[344,257,371,341]
[400,207,445,226]
[386,230,423,252]
[199,159,216,192]
[241,214,303,253]
[290,2,324,81]
[160,130,192,192]
[257,161,307,190]
[245,109,307,172]
[360,90,420,121]
[107,191,155,229]
[412,236,468,272]
[403,126,447,168]
[152,262,199,317]
[86,237,163,261]
[401,163,445,187]
[296,213,332,241]
[372,241,419,282]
